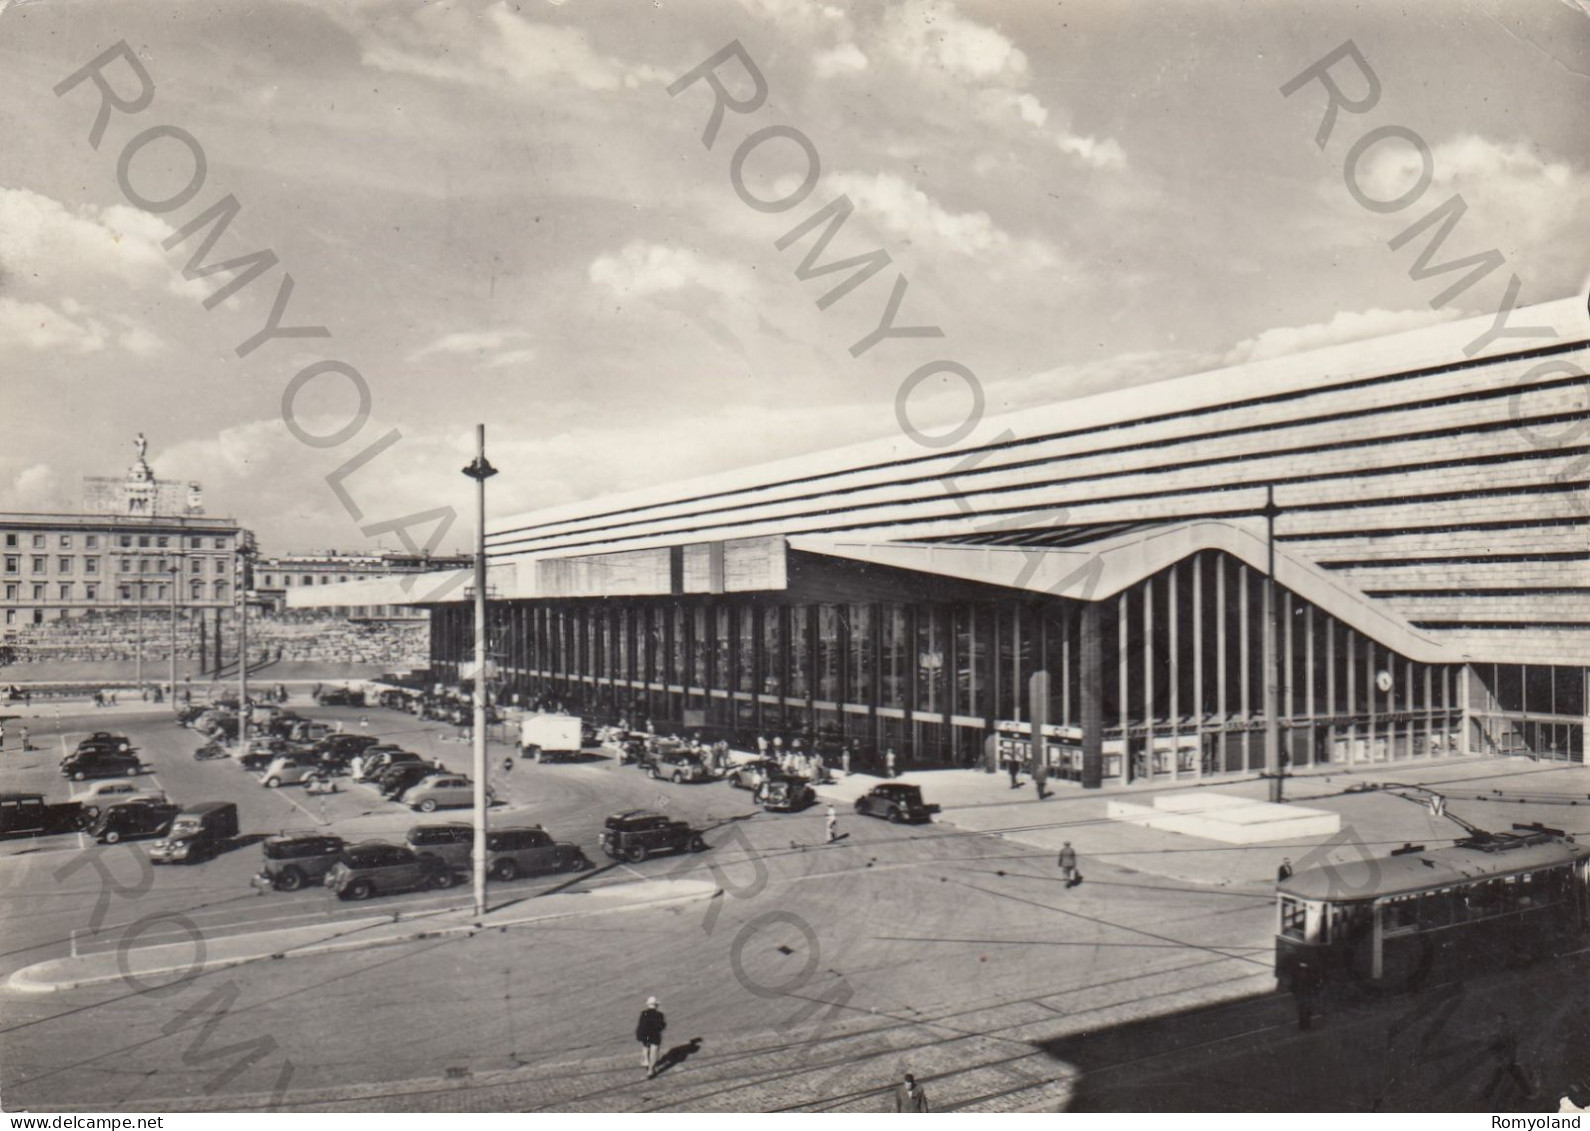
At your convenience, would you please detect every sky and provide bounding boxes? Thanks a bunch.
[1,0,1587,556]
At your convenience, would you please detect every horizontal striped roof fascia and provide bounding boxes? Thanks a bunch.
[487,295,1590,544]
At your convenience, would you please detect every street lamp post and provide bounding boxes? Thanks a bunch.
[1263,485,1283,804]
[168,559,181,707]
[134,576,144,691]
[237,536,255,758]
[462,424,498,919]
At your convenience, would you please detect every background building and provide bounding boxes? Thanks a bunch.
[255,549,473,618]
[294,297,1590,782]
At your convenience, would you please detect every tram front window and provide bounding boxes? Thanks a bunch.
[1280,897,1306,940]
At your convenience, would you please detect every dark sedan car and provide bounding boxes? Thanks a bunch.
[757,774,816,812]
[90,799,180,844]
[254,833,347,891]
[60,748,142,781]
[324,841,453,900]
[377,763,446,799]
[853,783,940,824]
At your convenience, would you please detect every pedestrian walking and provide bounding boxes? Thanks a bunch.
[825,803,838,843]
[1007,755,1021,789]
[502,754,514,776]
[893,1072,930,1112]
[1480,1011,1535,1102]
[1277,857,1294,883]
[636,995,666,1079]
[841,745,852,776]
[0,723,6,751]
[19,726,29,752]
[885,748,897,779]
[1058,841,1078,887]
[1292,956,1319,1030]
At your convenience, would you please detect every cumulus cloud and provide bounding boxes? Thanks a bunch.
[882,0,1028,82]
[814,43,869,77]
[8,464,63,511]
[0,298,107,354]
[359,2,660,92]
[1057,133,1127,171]
[824,171,1057,267]
[588,242,754,298]
[0,187,174,290]
[1223,308,1462,366]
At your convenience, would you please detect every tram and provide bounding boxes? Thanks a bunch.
[1275,821,1590,994]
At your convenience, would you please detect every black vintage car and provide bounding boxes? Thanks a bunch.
[853,783,940,824]
[377,763,446,799]
[598,810,707,862]
[60,748,142,781]
[74,732,132,756]
[254,832,348,891]
[91,799,180,844]
[757,774,816,812]
[0,792,85,838]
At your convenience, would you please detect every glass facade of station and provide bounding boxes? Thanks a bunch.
[429,549,1586,781]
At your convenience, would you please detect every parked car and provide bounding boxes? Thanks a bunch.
[312,734,381,763]
[253,832,346,890]
[725,758,782,791]
[239,745,294,773]
[406,823,589,879]
[355,749,422,781]
[853,783,940,824]
[259,756,324,789]
[91,799,180,844]
[0,792,85,838]
[757,775,816,812]
[598,810,706,862]
[647,751,711,784]
[376,689,410,710]
[75,781,169,820]
[324,841,454,900]
[377,763,447,799]
[60,748,142,781]
[316,687,367,708]
[148,802,239,863]
[401,775,489,813]
[73,734,131,760]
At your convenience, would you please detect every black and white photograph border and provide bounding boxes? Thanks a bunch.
[1,0,1588,1122]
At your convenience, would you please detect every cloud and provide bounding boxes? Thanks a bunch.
[1223,307,1462,366]
[117,325,166,357]
[8,464,62,511]
[814,42,869,77]
[0,298,107,354]
[824,171,1057,267]
[0,187,174,291]
[882,0,1028,82]
[588,242,754,298]
[357,2,659,93]
[1057,133,1127,171]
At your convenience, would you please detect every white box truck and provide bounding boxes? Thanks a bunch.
[521,714,584,762]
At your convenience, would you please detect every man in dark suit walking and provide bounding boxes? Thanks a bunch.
[893,1072,929,1111]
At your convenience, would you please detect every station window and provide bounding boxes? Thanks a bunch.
[120,535,133,548]
[3,609,12,625]
[85,535,98,549]
[215,537,228,550]
[3,584,15,601]
[3,557,16,574]
[58,583,72,601]
[190,582,203,601]
[157,536,168,548]
[189,536,202,549]
[138,536,150,548]
[2,534,14,548]
[120,586,131,601]
[31,557,46,574]
[120,559,132,573]
[31,584,45,601]
[59,534,72,549]
[31,534,44,549]
[85,584,97,601]
[191,558,202,574]
[57,557,72,573]
[85,558,98,575]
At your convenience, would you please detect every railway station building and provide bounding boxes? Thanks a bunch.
[294,297,1590,786]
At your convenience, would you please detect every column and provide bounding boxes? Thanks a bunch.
[1080,600,1104,789]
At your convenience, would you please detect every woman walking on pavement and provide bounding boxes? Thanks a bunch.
[1058,841,1078,887]
[636,995,666,1079]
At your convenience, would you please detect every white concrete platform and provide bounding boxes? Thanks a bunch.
[1106,790,1341,844]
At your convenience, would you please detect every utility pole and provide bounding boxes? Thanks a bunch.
[462,425,498,919]
[1263,485,1283,804]
[237,534,254,758]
